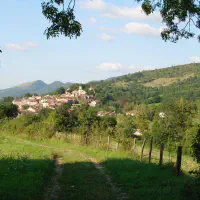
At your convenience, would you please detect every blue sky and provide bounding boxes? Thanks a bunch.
[0,0,200,89]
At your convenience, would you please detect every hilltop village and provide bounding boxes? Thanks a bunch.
[12,86,97,114]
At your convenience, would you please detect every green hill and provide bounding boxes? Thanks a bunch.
[88,63,200,104]
[0,80,72,98]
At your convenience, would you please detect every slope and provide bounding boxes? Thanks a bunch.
[87,63,200,104]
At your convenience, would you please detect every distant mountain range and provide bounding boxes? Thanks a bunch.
[0,80,73,98]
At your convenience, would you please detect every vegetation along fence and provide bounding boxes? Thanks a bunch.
[63,133,197,176]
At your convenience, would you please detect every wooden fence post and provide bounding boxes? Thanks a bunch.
[116,142,119,152]
[85,133,88,145]
[140,138,146,162]
[176,146,182,176]
[108,135,110,151]
[133,138,136,155]
[159,143,165,166]
[80,134,82,144]
[149,137,153,163]
[99,135,102,147]
[96,136,98,148]
[70,133,72,141]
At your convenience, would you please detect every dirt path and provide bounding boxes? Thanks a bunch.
[80,153,129,200]
[5,135,129,200]
[44,155,63,200]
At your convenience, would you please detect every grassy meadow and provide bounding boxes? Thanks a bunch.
[0,132,199,200]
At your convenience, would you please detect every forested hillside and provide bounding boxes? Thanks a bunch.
[88,63,200,105]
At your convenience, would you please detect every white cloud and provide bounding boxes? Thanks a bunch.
[104,5,161,23]
[190,56,200,63]
[7,42,38,51]
[88,16,97,23]
[123,22,161,37]
[96,62,159,72]
[81,0,106,11]
[22,42,38,47]
[96,62,122,71]
[80,0,161,23]
[99,27,118,34]
[128,65,157,71]
[7,44,26,51]
[100,33,114,41]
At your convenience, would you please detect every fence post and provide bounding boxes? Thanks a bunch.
[140,138,146,162]
[70,132,72,141]
[159,143,165,166]
[99,135,102,147]
[149,137,153,163]
[133,138,136,155]
[116,142,119,152]
[80,134,82,144]
[85,133,88,145]
[96,135,98,148]
[176,146,182,176]
[108,135,110,151]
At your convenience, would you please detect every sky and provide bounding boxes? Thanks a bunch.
[0,0,200,89]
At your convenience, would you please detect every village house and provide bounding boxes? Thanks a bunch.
[26,99,39,106]
[27,106,38,113]
[35,96,41,100]
[78,86,86,96]
[97,111,116,117]
[12,85,96,115]
[159,112,166,119]
[134,129,143,136]
[88,100,97,107]
[12,98,25,109]
[89,87,95,91]
[126,110,137,116]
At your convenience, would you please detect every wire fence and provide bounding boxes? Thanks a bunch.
[63,133,199,174]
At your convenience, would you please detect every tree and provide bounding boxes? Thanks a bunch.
[172,98,194,132]
[3,96,13,103]
[192,126,200,164]
[24,93,32,98]
[56,87,65,95]
[0,103,18,119]
[139,0,200,42]
[69,83,79,92]
[42,0,82,39]
[1,1,198,53]
[152,99,195,145]
[41,0,200,43]
[135,104,149,133]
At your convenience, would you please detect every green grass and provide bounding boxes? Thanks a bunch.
[0,136,54,200]
[58,151,116,200]
[0,134,116,200]
[0,133,199,200]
